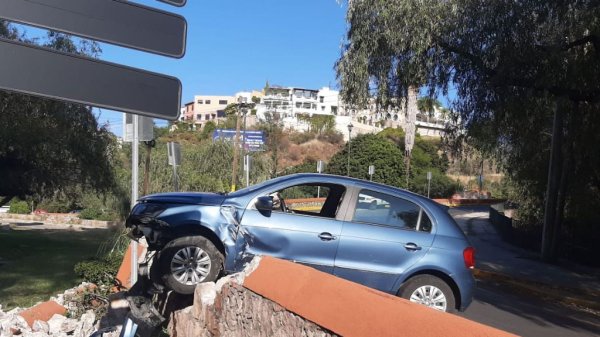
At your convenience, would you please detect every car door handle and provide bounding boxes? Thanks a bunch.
[318,232,337,241]
[404,243,422,251]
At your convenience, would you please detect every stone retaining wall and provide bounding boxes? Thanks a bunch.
[0,213,119,228]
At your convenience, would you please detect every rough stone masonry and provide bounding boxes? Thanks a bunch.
[168,258,336,337]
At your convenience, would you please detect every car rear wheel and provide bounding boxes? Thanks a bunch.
[157,236,223,295]
[398,275,456,312]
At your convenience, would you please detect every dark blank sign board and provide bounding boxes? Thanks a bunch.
[159,0,187,7]
[0,0,186,58]
[0,39,181,120]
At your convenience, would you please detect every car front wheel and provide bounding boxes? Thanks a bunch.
[156,236,223,295]
[398,275,456,312]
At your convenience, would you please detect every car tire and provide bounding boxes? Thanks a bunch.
[156,236,223,295]
[398,275,456,313]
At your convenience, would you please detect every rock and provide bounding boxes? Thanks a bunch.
[59,318,78,334]
[22,332,48,337]
[1,314,29,335]
[73,311,95,337]
[31,320,48,334]
[47,314,66,335]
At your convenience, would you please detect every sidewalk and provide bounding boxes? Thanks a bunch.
[449,206,600,311]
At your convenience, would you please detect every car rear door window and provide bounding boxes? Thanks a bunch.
[353,190,432,232]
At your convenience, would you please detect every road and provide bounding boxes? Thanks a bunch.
[460,280,600,337]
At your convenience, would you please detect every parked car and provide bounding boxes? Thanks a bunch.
[126,173,475,312]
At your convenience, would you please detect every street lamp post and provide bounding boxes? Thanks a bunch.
[347,123,353,177]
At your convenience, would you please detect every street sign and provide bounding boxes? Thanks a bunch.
[369,165,375,175]
[427,172,432,180]
[159,0,188,7]
[213,129,266,152]
[0,0,187,58]
[123,115,154,142]
[0,39,182,120]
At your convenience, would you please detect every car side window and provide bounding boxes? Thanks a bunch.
[353,190,432,232]
[268,183,345,219]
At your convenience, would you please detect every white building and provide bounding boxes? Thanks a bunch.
[256,86,344,121]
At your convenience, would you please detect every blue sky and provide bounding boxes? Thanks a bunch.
[94,0,348,135]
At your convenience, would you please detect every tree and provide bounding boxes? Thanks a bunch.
[327,134,405,187]
[337,0,600,262]
[0,23,115,206]
[417,97,442,117]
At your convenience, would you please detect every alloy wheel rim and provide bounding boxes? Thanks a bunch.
[409,285,447,311]
[170,247,211,285]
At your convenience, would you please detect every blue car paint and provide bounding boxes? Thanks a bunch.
[127,173,475,311]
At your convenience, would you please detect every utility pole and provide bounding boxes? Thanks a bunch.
[347,123,353,177]
[230,106,241,192]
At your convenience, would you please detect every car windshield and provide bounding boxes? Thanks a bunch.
[228,175,291,196]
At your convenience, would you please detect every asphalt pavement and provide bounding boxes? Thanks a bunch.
[462,281,600,337]
[450,206,600,337]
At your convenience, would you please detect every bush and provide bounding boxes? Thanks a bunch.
[79,208,102,220]
[74,253,123,286]
[9,200,30,214]
[289,131,315,145]
[317,131,344,145]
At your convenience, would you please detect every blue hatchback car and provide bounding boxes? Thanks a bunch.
[126,173,475,312]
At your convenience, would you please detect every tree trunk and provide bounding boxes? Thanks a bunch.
[541,102,564,262]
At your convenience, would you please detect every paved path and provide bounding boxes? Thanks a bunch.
[462,282,600,337]
[449,206,600,294]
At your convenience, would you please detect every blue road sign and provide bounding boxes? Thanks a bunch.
[213,129,266,152]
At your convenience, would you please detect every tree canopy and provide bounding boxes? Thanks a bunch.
[0,22,115,205]
[337,0,600,261]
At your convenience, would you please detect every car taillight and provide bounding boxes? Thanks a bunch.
[463,247,475,269]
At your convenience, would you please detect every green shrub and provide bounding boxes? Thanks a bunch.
[79,208,102,220]
[289,131,315,144]
[9,200,30,214]
[317,131,344,145]
[74,253,123,286]
[79,208,118,221]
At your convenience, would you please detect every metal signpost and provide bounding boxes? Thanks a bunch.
[244,155,252,188]
[427,171,432,198]
[317,161,325,197]
[167,142,182,192]
[0,1,188,335]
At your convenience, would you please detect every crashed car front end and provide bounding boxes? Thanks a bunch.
[125,197,250,274]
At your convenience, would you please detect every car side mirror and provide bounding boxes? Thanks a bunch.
[255,196,273,216]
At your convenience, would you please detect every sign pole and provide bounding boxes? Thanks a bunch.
[427,171,432,198]
[131,114,139,286]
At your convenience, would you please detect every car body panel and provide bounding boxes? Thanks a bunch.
[333,223,435,292]
[238,209,342,273]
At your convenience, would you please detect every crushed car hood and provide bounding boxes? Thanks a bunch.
[138,192,227,205]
